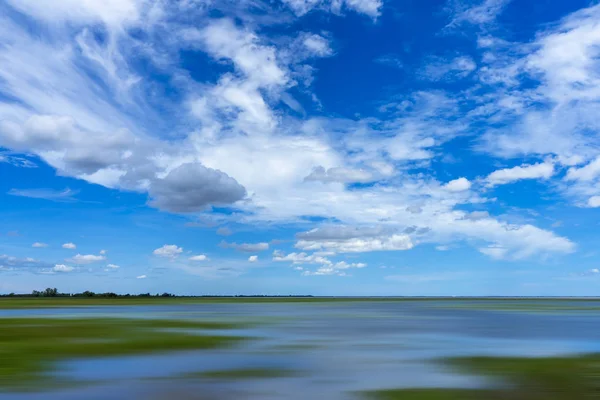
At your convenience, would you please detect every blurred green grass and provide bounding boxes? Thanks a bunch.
[0,317,251,390]
[362,354,600,400]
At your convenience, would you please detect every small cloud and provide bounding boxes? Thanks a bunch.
[153,244,183,258]
[32,242,48,248]
[189,254,208,261]
[136,274,147,279]
[435,245,450,251]
[99,249,107,255]
[0,152,37,168]
[62,243,76,249]
[8,188,79,202]
[106,264,120,269]
[444,177,471,192]
[374,54,403,69]
[69,254,106,264]
[53,264,74,272]
[216,227,233,236]
[248,255,258,263]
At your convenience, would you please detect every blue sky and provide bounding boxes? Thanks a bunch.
[1,0,600,296]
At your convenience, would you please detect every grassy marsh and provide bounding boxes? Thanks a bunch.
[0,317,252,390]
[362,354,600,400]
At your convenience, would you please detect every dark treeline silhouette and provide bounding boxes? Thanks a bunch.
[0,288,313,298]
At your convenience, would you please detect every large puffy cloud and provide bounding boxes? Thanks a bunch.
[0,0,579,266]
[148,163,246,213]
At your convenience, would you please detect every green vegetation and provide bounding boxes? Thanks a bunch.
[182,367,300,380]
[0,317,252,390]
[362,354,600,400]
[4,295,600,309]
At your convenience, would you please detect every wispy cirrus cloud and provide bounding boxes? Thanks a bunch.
[8,188,79,202]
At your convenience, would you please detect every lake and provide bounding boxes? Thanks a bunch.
[2,299,600,399]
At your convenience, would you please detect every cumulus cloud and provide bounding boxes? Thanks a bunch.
[105,263,120,269]
[248,255,258,262]
[444,177,471,192]
[588,196,600,208]
[486,162,554,187]
[62,243,76,249]
[272,250,366,276]
[220,241,269,252]
[99,249,107,255]
[53,264,74,272]
[153,245,183,258]
[0,0,581,267]
[68,254,106,264]
[189,254,208,261]
[136,274,147,279]
[32,242,48,248]
[148,163,246,213]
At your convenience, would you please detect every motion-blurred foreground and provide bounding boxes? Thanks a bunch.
[1,299,600,399]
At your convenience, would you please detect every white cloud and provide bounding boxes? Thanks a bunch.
[136,274,147,279]
[69,254,106,264]
[486,162,554,187]
[566,157,600,182]
[304,166,376,184]
[0,0,580,267]
[302,34,333,57]
[99,249,107,255]
[62,242,76,249]
[8,188,78,202]
[104,263,120,271]
[32,242,48,248]
[153,245,183,258]
[296,234,414,253]
[4,0,141,27]
[220,241,269,252]
[189,254,208,261]
[421,56,477,81]
[588,196,600,208]
[444,177,471,192]
[282,0,383,18]
[53,264,74,272]
[273,250,366,276]
[447,0,510,27]
[375,54,403,69]
[248,255,258,262]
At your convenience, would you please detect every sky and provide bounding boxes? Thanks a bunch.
[1,0,600,296]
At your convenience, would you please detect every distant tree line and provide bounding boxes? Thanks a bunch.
[0,288,313,298]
